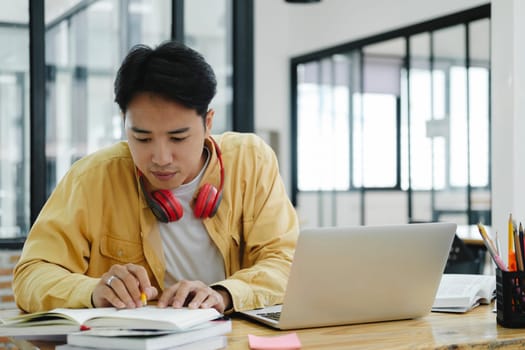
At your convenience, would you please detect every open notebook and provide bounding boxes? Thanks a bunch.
[240,222,457,330]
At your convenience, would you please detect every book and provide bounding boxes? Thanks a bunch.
[432,274,496,313]
[0,306,221,336]
[65,320,231,350]
[57,334,228,350]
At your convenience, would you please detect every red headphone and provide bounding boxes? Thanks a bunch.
[138,137,224,222]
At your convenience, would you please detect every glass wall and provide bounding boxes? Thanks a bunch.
[357,39,404,190]
[0,1,30,237]
[0,0,244,242]
[292,6,490,226]
[45,0,172,192]
[297,58,350,191]
[185,0,232,133]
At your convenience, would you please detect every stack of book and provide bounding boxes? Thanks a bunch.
[0,306,231,350]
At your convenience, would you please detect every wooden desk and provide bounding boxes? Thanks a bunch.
[3,304,525,349]
[227,305,523,349]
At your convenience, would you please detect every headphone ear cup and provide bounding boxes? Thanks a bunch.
[209,191,223,217]
[194,183,221,218]
[139,175,179,222]
[150,190,184,222]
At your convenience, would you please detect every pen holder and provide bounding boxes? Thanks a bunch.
[496,268,525,328]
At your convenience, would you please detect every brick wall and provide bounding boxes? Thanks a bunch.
[0,249,21,310]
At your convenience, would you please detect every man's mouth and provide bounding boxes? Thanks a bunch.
[151,171,176,182]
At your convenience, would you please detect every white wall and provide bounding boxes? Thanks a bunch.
[491,0,525,265]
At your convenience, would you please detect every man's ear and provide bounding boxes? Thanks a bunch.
[204,109,215,136]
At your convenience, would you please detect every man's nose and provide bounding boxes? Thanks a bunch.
[152,142,173,166]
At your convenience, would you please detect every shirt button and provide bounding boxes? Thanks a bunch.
[117,250,123,257]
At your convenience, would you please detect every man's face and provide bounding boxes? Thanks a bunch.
[125,92,213,191]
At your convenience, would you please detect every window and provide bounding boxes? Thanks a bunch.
[184,0,233,133]
[0,1,29,237]
[45,0,172,193]
[292,6,490,226]
[297,59,349,191]
[353,93,398,188]
[0,0,253,244]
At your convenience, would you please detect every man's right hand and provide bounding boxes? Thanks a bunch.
[92,263,158,308]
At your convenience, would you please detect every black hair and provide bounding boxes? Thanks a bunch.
[114,41,217,117]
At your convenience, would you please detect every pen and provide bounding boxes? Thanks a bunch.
[509,214,517,271]
[478,223,508,271]
[141,292,147,306]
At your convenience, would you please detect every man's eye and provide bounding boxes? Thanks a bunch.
[134,137,151,143]
[171,137,187,142]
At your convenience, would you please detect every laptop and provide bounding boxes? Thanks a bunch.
[240,222,456,330]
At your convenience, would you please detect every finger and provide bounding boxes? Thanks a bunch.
[117,273,141,305]
[125,264,152,290]
[107,264,128,277]
[157,282,182,308]
[174,280,210,308]
[187,287,214,309]
[125,264,156,307]
[93,266,133,308]
[92,278,126,309]
[106,275,136,308]
[158,280,194,308]
[104,287,127,309]
[170,282,193,308]
[145,286,159,300]
[109,265,144,307]
[199,290,223,310]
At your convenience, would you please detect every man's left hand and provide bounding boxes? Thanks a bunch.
[157,280,232,313]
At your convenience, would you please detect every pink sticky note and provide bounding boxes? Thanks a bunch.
[248,332,302,350]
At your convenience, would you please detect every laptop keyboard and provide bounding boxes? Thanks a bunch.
[258,311,281,321]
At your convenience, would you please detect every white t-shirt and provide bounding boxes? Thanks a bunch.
[159,149,226,286]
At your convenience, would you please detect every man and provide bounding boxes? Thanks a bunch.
[13,41,299,314]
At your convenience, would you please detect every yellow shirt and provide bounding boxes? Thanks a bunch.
[13,132,299,313]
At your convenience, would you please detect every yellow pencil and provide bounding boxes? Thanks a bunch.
[141,292,147,306]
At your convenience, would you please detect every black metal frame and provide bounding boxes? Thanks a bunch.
[29,0,46,228]
[232,0,254,132]
[171,0,184,42]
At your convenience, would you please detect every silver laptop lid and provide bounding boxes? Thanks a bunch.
[276,222,456,329]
